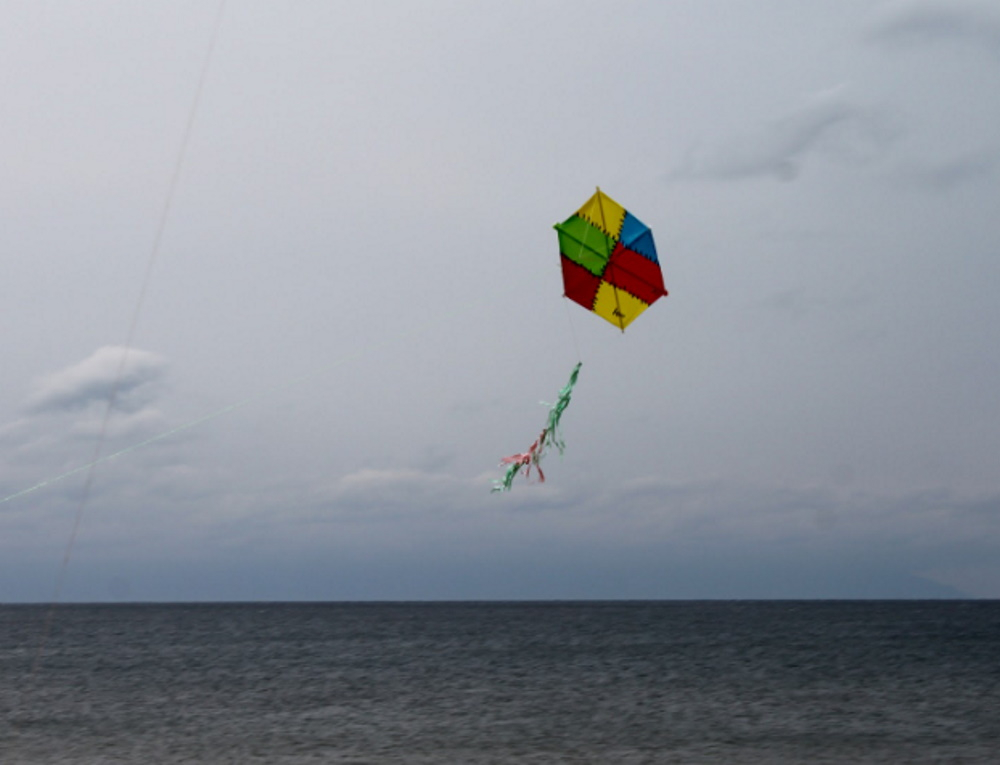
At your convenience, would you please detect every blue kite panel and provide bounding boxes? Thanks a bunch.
[621,214,658,263]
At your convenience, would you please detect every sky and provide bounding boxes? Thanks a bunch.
[2,0,999,601]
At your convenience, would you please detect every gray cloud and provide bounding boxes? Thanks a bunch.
[4,431,997,598]
[24,346,167,414]
[670,86,897,182]
[283,469,1000,597]
[869,0,1000,55]
[327,467,472,516]
[1,347,173,502]
[891,149,998,191]
[38,472,1000,599]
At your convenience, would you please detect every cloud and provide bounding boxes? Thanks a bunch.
[316,470,1000,597]
[670,86,897,182]
[1,347,174,506]
[869,0,1000,56]
[24,345,167,414]
[891,149,998,191]
[528,476,1000,597]
[334,467,469,511]
[5,452,998,598]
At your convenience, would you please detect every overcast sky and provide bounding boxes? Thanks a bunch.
[2,0,999,601]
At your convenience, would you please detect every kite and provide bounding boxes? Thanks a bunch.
[492,188,665,492]
[554,187,667,331]
[492,363,582,493]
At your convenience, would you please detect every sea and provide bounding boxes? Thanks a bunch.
[1,601,997,763]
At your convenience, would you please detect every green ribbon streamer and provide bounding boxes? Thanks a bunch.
[542,362,582,455]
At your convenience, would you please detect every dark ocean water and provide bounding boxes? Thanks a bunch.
[1,601,998,763]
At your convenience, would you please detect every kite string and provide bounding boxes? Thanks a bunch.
[562,295,583,364]
[2,387,265,507]
[23,0,228,685]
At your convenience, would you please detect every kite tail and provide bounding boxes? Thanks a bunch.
[492,430,547,492]
[541,362,582,455]
[492,363,581,492]
[491,461,523,493]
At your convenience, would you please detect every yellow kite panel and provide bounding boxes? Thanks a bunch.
[592,281,651,330]
[576,189,626,240]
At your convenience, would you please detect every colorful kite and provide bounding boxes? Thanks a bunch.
[493,189,665,492]
[554,187,667,331]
